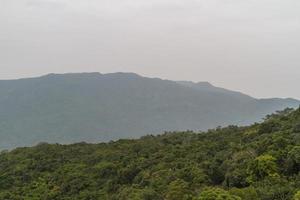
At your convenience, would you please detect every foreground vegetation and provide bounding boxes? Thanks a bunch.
[0,108,300,200]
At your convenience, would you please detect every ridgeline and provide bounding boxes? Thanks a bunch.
[1,73,299,150]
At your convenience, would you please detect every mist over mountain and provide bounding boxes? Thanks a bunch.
[0,72,299,150]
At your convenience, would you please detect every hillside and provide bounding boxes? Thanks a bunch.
[0,108,299,199]
[0,72,299,150]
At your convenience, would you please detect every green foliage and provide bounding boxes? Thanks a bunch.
[117,186,161,200]
[254,177,295,200]
[197,188,241,200]
[247,155,279,182]
[229,187,259,200]
[165,179,191,200]
[294,191,300,200]
[287,146,300,175]
[0,108,299,199]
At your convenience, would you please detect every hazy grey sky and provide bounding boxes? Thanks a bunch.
[1,0,300,99]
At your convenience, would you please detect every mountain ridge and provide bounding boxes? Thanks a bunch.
[0,72,299,150]
[2,72,299,101]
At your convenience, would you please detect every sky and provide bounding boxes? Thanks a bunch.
[0,0,300,99]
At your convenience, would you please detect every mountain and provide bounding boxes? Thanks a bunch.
[0,108,299,199]
[0,72,299,149]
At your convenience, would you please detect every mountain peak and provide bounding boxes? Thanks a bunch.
[43,72,102,78]
[176,81,214,88]
[0,72,299,150]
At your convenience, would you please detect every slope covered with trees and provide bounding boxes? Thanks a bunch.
[0,72,299,150]
[0,108,299,199]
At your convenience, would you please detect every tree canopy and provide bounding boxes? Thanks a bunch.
[0,108,299,199]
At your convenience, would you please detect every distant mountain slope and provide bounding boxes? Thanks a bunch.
[0,72,299,149]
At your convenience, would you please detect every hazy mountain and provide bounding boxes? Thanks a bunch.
[0,72,299,149]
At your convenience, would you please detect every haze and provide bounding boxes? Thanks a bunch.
[1,0,300,99]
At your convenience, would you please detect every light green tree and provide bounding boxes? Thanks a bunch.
[294,191,300,200]
[247,155,279,182]
[196,188,241,200]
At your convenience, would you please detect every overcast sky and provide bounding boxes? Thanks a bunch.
[0,0,300,99]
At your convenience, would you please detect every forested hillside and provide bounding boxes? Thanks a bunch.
[0,108,299,199]
[0,72,299,150]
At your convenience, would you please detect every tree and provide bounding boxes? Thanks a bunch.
[288,146,300,172]
[117,187,162,200]
[247,155,279,182]
[229,187,259,200]
[197,188,241,200]
[294,191,300,200]
[165,179,191,200]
